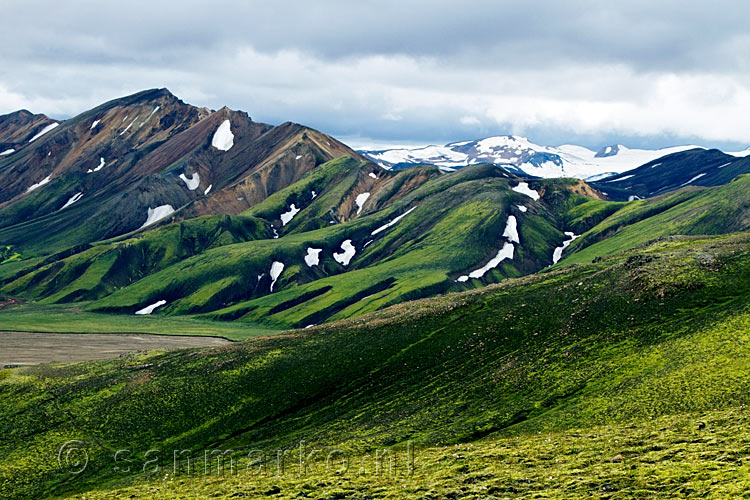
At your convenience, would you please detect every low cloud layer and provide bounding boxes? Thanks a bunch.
[2,1,749,149]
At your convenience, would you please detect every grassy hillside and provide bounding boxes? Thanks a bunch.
[2,232,750,498]
[561,174,750,265]
[3,163,597,329]
[57,408,750,499]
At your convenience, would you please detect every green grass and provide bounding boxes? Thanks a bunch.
[0,303,280,340]
[3,233,750,498]
[4,164,597,329]
[560,175,750,265]
[58,407,750,499]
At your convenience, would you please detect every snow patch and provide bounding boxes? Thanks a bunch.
[512,182,540,201]
[678,173,707,187]
[368,172,377,179]
[90,119,100,130]
[716,162,733,169]
[87,157,106,173]
[516,205,527,213]
[295,155,302,160]
[204,184,212,195]
[355,192,370,215]
[211,119,234,151]
[311,190,317,199]
[179,172,200,190]
[333,240,356,266]
[135,300,167,315]
[371,206,417,235]
[457,242,515,281]
[552,232,580,264]
[269,261,284,291]
[60,192,83,210]
[26,175,51,192]
[140,205,175,229]
[120,118,137,136]
[304,248,322,267]
[29,122,59,142]
[0,149,15,156]
[502,215,519,244]
[280,204,301,225]
[606,174,635,183]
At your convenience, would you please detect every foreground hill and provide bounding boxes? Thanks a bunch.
[2,232,750,498]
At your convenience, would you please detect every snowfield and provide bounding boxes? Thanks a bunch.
[304,248,322,267]
[269,261,284,291]
[212,119,234,151]
[135,300,167,315]
[140,205,175,229]
[355,192,370,215]
[458,242,515,282]
[362,135,702,180]
[59,192,83,210]
[371,206,417,235]
[120,118,137,136]
[280,204,301,225]
[27,175,52,192]
[29,122,59,142]
[678,173,707,187]
[87,157,106,173]
[457,214,520,281]
[503,215,520,244]
[553,232,580,264]
[179,172,200,191]
[333,240,356,266]
[512,182,540,201]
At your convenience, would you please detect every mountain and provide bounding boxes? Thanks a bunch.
[589,148,750,201]
[0,89,362,266]
[1,160,613,327]
[361,135,705,179]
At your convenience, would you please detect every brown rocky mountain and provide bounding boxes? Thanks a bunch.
[0,89,363,256]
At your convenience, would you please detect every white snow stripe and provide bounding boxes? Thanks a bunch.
[28,122,59,142]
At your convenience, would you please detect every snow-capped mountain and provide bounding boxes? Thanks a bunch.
[361,136,707,180]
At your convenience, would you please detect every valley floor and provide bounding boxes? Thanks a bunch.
[0,331,230,367]
[64,407,750,499]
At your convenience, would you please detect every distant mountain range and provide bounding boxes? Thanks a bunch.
[361,135,750,180]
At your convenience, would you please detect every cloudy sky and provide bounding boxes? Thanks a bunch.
[1,1,749,151]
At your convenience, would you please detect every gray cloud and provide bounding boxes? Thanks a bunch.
[1,1,749,150]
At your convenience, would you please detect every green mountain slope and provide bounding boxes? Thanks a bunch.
[3,161,603,328]
[2,232,750,498]
[561,174,750,265]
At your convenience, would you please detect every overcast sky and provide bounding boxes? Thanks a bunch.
[1,1,749,150]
